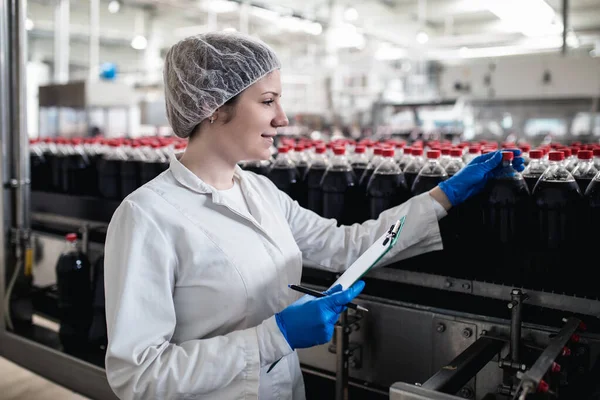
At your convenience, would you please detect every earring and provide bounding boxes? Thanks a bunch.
[210,117,215,124]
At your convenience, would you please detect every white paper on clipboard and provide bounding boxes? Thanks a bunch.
[328,216,406,290]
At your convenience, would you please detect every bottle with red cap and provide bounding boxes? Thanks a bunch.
[439,147,452,168]
[411,150,448,196]
[358,146,385,188]
[463,145,481,164]
[444,148,465,177]
[320,146,357,225]
[531,150,582,292]
[366,147,410,220]
[519,144,531,166]
[481,151,530,283]
[522,149,548,193]
[305,145,329,216]
[29,139,51,192]
[291,144,311,207]
[402,147,426,192]
[267,146,300,200]
[97,140,128,200]
[398,146,413,171]
[571,150,598,193]
[241,158,271,177]
[55,233,93,356]
[350,145,369,182]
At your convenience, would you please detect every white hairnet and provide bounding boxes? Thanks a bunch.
[163,32,281,138]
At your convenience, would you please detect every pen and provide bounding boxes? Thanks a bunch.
[288,284,369,312]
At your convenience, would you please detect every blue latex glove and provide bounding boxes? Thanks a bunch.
[438,149,525,206]
[275,281,365,349]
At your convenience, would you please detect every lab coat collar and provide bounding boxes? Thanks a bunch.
[168,153,275,245]
[168,153,245,197]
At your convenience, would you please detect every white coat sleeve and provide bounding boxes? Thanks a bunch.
[104,200,292,400]
[275,190,443,273]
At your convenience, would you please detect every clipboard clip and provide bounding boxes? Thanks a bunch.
[382,220,402,246]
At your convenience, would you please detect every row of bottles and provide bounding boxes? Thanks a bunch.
[243,137,600,298]
[30,137,186,200]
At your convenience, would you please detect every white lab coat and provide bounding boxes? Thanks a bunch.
[104,156,444,400]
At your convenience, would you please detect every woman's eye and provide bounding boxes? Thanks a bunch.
[263,99,274,106]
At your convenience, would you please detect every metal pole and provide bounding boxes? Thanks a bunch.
[335,311,349,400]
[89,0,100,81]
[0,0,11,329]
[562,0,569,55]
[53,0,69,83]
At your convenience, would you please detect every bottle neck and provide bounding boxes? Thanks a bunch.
[66,240,78,252]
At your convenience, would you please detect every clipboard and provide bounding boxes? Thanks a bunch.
[328,216,406,290]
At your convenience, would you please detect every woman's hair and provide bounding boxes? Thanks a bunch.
[163,31,281,138]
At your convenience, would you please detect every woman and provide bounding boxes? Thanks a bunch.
[104,32,524,400]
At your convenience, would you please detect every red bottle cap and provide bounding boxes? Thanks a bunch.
[548,151,564,161]
[65,233,77,242]
[333,146,346,155]
[502,151,514,161]
[529,150,543,159]
[427,150,441,159]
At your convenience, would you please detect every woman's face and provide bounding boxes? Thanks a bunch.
[221,70,288,162]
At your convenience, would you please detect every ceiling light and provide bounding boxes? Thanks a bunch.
[344,7,358,22]
[131,35,147,50]
[205,0,239,14]
[416,31,429,44]
[223,27,237,32]
[250,6,279,21]
[25,18,34,31]
[327,24,365,49]
[108,0,121,14]
[487,0,562,37]
[459,46,469,57]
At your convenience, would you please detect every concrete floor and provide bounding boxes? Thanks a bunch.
[0,357,91,400]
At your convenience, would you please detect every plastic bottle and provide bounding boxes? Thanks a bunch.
[445,148,465,177]
[97,140,128,200]
[65,138,93,196]
[29,139,50,192]
[267,146,300,200]
[350,145,369,183]
[519,144,531,166]
[55,233,92,356]
[411,150,448,196]
[571,150,598,193]
[140,142,170,186]
[398,146,413,171]
[531,151,582,292]
[402,147,425,191]
[120,142,146,199]
[480,151,530,284]
[562,148,578,172]
[305,145,329,216]
[439,147,452,168]
[321,146,357,225]
[463,145,481,164]
[292,144,311,181]
[366,148,410,220]
[359,146,385,184]
[521,150,547,193]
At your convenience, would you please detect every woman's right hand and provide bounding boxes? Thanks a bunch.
[275,281,365,349]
